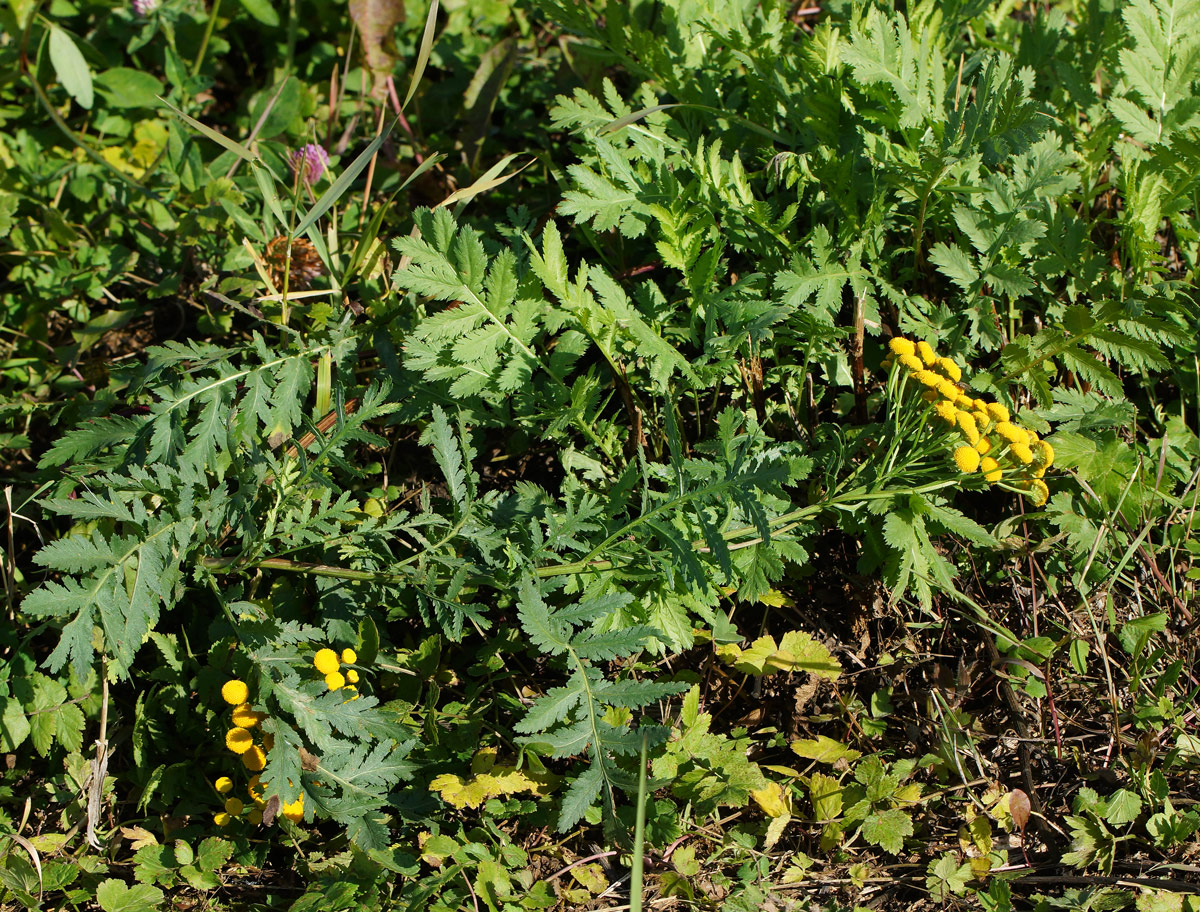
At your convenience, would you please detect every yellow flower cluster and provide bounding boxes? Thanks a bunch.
[214,674,314,828]
[215,677,274,826]
[887,337,1054,506]
[313,647,360,700]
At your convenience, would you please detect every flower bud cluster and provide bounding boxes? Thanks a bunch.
[885,337,1054,506]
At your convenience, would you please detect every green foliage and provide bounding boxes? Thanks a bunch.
[5,0,1200,908]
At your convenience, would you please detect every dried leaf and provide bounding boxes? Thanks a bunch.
[1009,788,1031,833]
[298,747,320,772]
[348,0,406,89]
[262,794,281,827]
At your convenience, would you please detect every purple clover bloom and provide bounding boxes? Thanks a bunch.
[289,144,330,185]
[131,0,159,14]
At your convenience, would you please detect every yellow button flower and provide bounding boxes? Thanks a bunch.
[214,777,233,794]
[247,775,262,802]
[980,457,1003,483]
[975,437,993,455]
[213,812,231,827]
[986,402,1010,423]
[282,794,305,823]
[242,746,267,772]
[247,808,263,826]
[221,680,249,706]
[995,421,1023,444]
[224,797,244,815]
[346,669,359,684]
[899,353,924,372]
[1028,479,1050,506]
[889,337,916,357]
[916,340,938,365]
[936,357,962,382]
[325,671,346,691]
[231,703,264,729]
[341,648,357,665]
[313,648,340,675]
[954,446,981,474]
[1010,443,1034,464]
[937,380,960,401]
[934,401,958,425]
[915,369,941,388]
[972,409,991,430]
[956,412,980,445]
[225,728,253,754]
[1034,440,1055,468]
[263,733,274,752]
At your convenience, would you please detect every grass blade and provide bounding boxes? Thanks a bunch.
[403,0,439,110]
[157,96,258,161]
[293,118,396,237]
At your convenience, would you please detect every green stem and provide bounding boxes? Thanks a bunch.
[192,0,222,77]
[630,731,648,912]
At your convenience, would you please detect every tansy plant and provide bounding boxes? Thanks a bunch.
[206,640,403,844]
[882,337,1055,507]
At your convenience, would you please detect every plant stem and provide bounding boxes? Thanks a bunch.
[192,0,222,77]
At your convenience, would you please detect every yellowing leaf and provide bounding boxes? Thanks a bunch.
[750,781,791,818]
[119,826,158,851]
[429,767,542,809]
[570,862,609,894]
[809,772,843,822]
[716,631,841,679]
[791,736,861,764]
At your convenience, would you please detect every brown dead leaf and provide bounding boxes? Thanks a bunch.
[1009,788,1031,834]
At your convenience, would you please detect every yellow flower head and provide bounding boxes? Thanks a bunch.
[224,797,244,815]
[214,777,233,794]
[281,794,305,823]
[1028,479,1050,506]
[263,733,274,752]
[973,398,988,412]
[972,409,992,430]
[247,775,262,802]
[225,728,253,754]
[956,393,975,410]
[313,648,340,676]
[221,680,249,706]
[1034,440,1055,469]
[957,411,980,445]
[934,400,958,425]
[346,669,360,684]
[889,337,916,357]
[231,703,264,729]
[1010,442,1034,465]
[915,369,942,388]
[899,353,924,372]
[937,380,961,402]
[975,437,993,455]
[247,808,263,826]
[995,421,1024,444]
[954,446,981,474]
[241,745,267,772]
[341,648,357,665]
[921,390,939,403]
[986,402,1010,423]
[213,812,231,827]
[916,340,938,366]
[325,671,346,691]
[936,357,962,382]
[980,457,1003,483]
